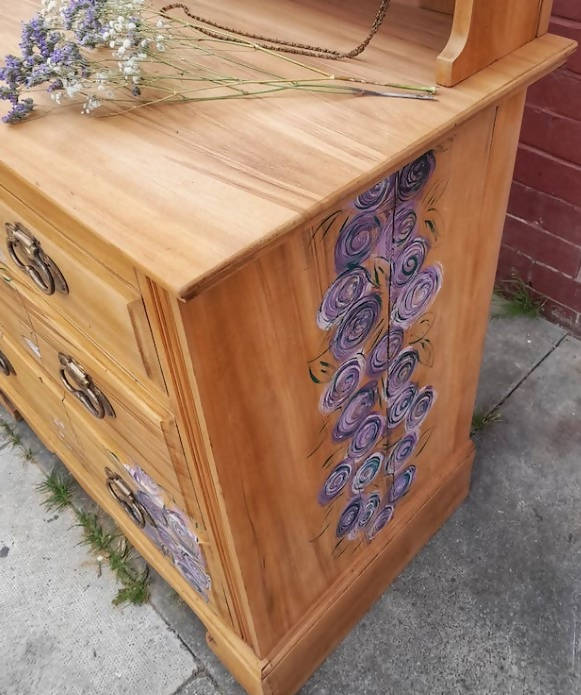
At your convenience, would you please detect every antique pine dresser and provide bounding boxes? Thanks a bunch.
[0,0,576,692]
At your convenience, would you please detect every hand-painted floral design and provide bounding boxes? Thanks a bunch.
[310,150,444,548]
[122,464,211,600]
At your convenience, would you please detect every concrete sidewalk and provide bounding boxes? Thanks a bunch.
[1,308,580,695]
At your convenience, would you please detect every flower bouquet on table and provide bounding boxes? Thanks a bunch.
[0,0,436,124]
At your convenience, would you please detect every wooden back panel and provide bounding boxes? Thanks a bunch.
[437,0,550,85]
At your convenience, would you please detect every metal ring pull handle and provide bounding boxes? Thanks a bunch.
[0,350,14,376]
[5,222,69,296]
[58,352,115,420]
[105,467,146,528]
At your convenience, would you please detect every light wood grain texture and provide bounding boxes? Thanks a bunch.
[0,188,165,390]
[538,0,555,35]
[0,1,574,298]
[176,102,511,659]
[0,329,80,455]
[25,303,187,501]
[437,0,547,86]
[0,3,575,693]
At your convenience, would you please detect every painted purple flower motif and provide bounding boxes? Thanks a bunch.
[317,267,370,330]
[318,460,352,505]
[389,466,417,503]
[332,381,377,442]
[354,176,395,212]
[367,327,404,376]
[388,347,420,397]
[358,493,381,528]
[334,213,382,272]
[348,413,385,461]
[124,464,163,500]
[367,503,395,540]
[385,431,419,474]
[392,237,430,289]
[165,508,202,559]
[393,208,417,248]
[351,452,383,492]
[406,386,436,430]
[174,547,211,597]
[134,490,167,528]
[154,525,182,559]
[320,355,364,414]
[331,294,382,361]
[392,264,443,329]
[387,383,418,430]
[397,151,436,202]
[336,496,364,538]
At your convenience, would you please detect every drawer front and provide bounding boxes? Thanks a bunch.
[0,330,78,455]
[25,307,184,500]
[65,412,212,603]
[0,189,164,390]
[0,273,31,339]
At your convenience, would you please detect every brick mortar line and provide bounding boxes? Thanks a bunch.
[505,213,581,250]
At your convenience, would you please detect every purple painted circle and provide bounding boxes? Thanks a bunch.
[317,267,370,330]
[392,264,442,329]
[389,465,417,503]
[406,385,436,430]
[367,327,404,376]
[318,460,353,505]
[135,490,167,528]
[387,383,418,429]
[388,347,420,397]
[393,208,417,248]
[385,431,419,474]
[336,496,364,538]
[367,503,395,540]
[174,548,211,594]
[354,176,395,212]
[332,381,377,442]
[397,151,436,202]
[351,452,383,493]
[358,493,381,528]
[392,237,430,289]
[334,213,382,272]
[348,412,386,461]
[331,293,382,361]
[320,355,364,414]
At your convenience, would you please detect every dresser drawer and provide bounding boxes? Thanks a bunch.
[64,411,212,602]
[0,273,31,339]
[0,189,164,390]
[25,307,185,499]
[0,330,78,455]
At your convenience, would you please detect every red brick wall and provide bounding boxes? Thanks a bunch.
[498,0,581,335]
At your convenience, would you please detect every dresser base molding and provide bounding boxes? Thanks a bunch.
[207,442,474,695]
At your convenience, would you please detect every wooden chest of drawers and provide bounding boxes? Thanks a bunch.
[0,0,575,693]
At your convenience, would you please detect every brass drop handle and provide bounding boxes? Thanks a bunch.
[5,222,69,296]
[105,467,146,528]
[58,352,115,420]
[0,350,14,376]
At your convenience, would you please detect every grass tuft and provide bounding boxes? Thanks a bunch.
[471,409,503,434]
[33,465,152,606]
[494,275,544,319]
[36,468,73,511]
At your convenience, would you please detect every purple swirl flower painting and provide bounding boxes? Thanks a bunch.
[310,149,443,547]
[122,464,211,601]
